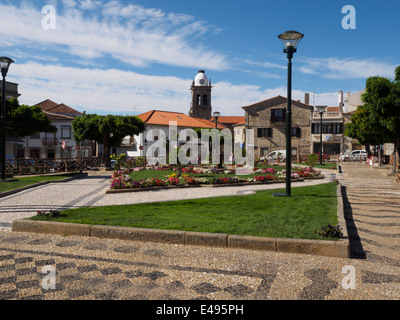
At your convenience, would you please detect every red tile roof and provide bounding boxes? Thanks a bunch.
[213,116,245,125]
[193,117,228,129]
[35,99,83,116]
[326,106,340,113]
[136,110,215,129]
[35,99,59,111]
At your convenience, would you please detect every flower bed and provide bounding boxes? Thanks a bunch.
[109,166,323,191]
[211,177,247,184]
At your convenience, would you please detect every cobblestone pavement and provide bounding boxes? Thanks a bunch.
[0,164,399,301]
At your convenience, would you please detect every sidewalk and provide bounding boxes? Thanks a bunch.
[337,162,400,262]
[0,163,399,300]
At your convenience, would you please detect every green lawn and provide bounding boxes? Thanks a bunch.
[127,164,302,181]
[0,173,80,193]
[31,182,339,240]
[128,169,255,181]
[294,163,338,170]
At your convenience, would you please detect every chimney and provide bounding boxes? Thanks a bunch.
[338,91,344,106]
[304,93,310,105]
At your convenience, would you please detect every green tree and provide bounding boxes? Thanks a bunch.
[1,97,56,137]
[361,71,400,172]
[344,104,392,161]
[72,114,145,167]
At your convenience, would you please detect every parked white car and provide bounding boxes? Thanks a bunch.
[260,150,286,162]
[340,150,367,162]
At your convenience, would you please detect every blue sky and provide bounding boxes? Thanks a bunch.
[0,0,399,116]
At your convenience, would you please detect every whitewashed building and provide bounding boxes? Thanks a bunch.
[21,99,94,160]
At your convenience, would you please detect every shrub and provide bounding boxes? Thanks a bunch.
[36,210,60,218]
[315,225,343,238]
[252,175,275,182]
[194,177,209,184]
[304,153,319,169]
[110,153,127,170]
[141,178,165,187]
[166,177,181,185]
[212,177,245,184]
[182,176,198,185]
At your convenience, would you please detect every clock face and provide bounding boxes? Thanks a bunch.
[199,79,204,84]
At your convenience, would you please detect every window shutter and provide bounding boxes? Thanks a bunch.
[270,109,275,122]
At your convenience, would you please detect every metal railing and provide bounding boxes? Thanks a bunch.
[42,138,59,147]
[4,158,104,175]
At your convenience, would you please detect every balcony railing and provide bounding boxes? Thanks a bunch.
[42,138,58,147]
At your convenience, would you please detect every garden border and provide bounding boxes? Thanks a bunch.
[12,181,350,258]
[105,176,325,194]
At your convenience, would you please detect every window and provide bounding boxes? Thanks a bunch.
[61,126,71,139]
[197,94,201,105]
[323,123,332,134]
[291,127,301,137]
[257,128,272,138]
[81,149,90,158]
[260,147,269,156]
[313,123,343,134]
[312,123,321,134]
[332,123,343,134]
[271,109,286,122]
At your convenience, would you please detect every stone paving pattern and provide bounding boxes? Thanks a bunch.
[0,163,399,300]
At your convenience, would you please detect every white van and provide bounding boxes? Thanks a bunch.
[261,150,286,161]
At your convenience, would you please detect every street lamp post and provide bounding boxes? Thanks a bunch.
[274,31,303,197]
[316,106,327,166]
[213,111,221,167]
[0,57,14,181]
[213,111,220,129]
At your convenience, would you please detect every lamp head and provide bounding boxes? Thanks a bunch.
[278,31,304,58]
[315,105,327,114]
[0,57,14,77]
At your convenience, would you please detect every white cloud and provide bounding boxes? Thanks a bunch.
[298,57,397,79]
[10,62,339,118]
[11,62,191,114]
[79,0,101,10]
[0,1,228,70]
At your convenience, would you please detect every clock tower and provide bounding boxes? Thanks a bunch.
[189,70,212,119]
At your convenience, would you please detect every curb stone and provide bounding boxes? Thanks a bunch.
[11,182,351,258]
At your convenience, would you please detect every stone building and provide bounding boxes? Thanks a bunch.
[310,92,346,156]
[242,96,313,159]
[4,81,20,100]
